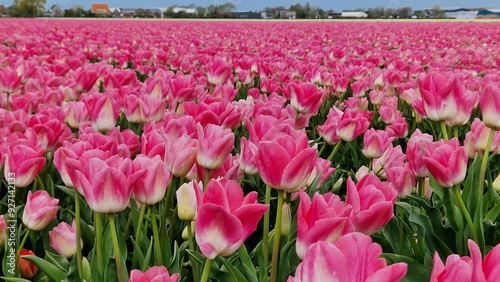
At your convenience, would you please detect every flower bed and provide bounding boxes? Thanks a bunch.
[1,19,500,282]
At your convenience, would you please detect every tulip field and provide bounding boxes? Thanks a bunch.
[2,18,500,281]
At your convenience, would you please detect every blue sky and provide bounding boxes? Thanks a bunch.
[1,0,499,11]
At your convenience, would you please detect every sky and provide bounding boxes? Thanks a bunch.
[1,0,499,11]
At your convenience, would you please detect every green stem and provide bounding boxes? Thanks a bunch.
[200,258,213,282]
[270,190,284,282]
[15,228,31,266]
[453,127,459,139]
[317,142,326,157]
[95,212,105,277]
[160,179,175,248]
[368,159,373,172]
[418,178,425,198]
[6,92,10,111]
[132,204,147,267]
[108,215,125,282]
[187,222,198,282]
[262,185,271,274]
[453,185,478,243]
[327,140,343,162]
[150,206,163,265]
[479,128,495,201]
[204,169,211,191]
[398,206,404,252]
[135,204,147,242]
[440,121,449,140]
[75,193,84,280]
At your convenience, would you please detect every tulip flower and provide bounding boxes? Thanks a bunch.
[196,124,235,170]
[4,141,46,188]
[406,129,434,178]
[417,73,456,121]
[362,129,395,159]
[336,109,372,142]
[176,180,203,221]
[62,101,89,129]
[19,249,39,279]
[296,191,354,260]
[445,79,478,127]
[132,155,171,205]
[256,132,317,192]
[83,93,120,132]
[317,106,343,145]
[169,74,198,103]
[74,156,145,213]
[239,137,259,175]
[123,94,165,123]
[480,83,500,130]
[26,114,72,152]
[288,82,324,115]
[306,158,336,188]
[288,233,407,282]
[164,134,198,177]
[468,118,500,154]
[49,221,81,258]
[431,239,500,282]
[196,179,268,259]
[386,162,416,198]
[422,138,468,188]
[23,190,59,231]
[346,175,397,235]
[205,58,232,85]
[130,266,179,282]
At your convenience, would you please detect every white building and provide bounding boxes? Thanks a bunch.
[341,12,368,18]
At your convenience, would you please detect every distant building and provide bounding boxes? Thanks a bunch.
[477,9,500,18]
[91,3,111,16]
[455,11,479,19]
[47,4,64,17]
[172,7,197,15]
[341,12,368,18]
[234,11,261,19]
[278,10,296,19]
[121,8,136,18]
[110,7,121,17]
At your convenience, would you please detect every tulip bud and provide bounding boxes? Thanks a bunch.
[281,203,291,237]
[49,221,80,258]
[493,174,500,193]
[182,221,196,240]
[19,249,39,279]
[82,257,91,282]
[22,191,59,231]
[176,181,201,221]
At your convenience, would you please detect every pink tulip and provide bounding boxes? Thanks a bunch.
[386,117,409,139]
[362,129,395,159]
[306,157,336,188]
[406,129,434,178]
[256,131,317,192]
[25,114,72,152]
[83,93,120,132]
[123,94,165,123]
[317,106,343,145]
[130,266,179,282]
[74,156,145,213]
[196,179,268,259]
[239,137,258,175]
[417,73,456,121]
[386,162,416,198]
[468,119,500,154]
[4,141,46,188]
[164,134,198,177]
[351,80,367,98]
[372,144,406,177]
[287,82,323,115]
[22,190,59,231]
[62,101,89,129]
[0,67,22,94]
[141,129,166,158]
[196,124,235,170]
[205,58,232,85]
[423,138,468,187]
[346,175,397,235]
[184,98,241,130]
[132,155,171,205]
[212,84,238,101]
[336,109,372,142]
[431,240,500,282]
[49,221,81,258]
[480,83,500,130]
[168,74,198,103]
[288,233,407,282]
[446,79,478,127]
[296,191,354,260]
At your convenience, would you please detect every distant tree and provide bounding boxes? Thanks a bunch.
[0,4,7,15]
[366,7,386,18]
[9,0,45,17]
[398,6,413,18]
[430,4,445,18]
[263,6,286,18]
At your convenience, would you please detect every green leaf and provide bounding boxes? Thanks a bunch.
[44,251,69,272]
[141,237,154,272]
[22,255,67,282]
[0,278,32,282]
[238,244,257,282]
[381,253,432,282]
[219,256,247,282]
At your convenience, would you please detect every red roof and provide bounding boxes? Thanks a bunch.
[91,3,110,15]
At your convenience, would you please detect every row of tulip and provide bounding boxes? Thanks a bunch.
[1,19,500,282]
